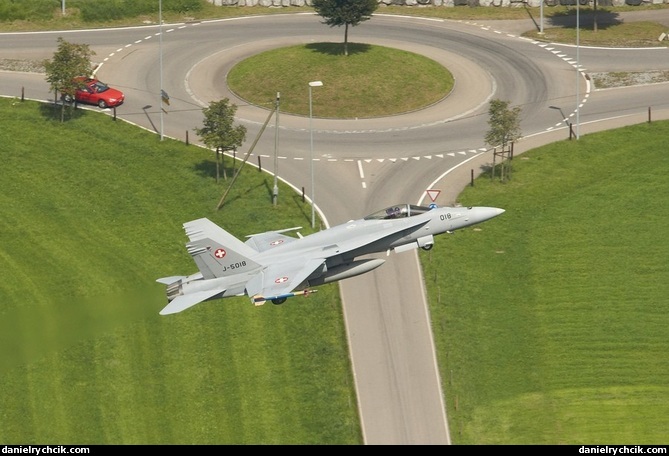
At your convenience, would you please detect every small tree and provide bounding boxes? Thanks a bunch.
[43,37,95,122]
[312,0,378,56]
[485,99,522,181]
[194,98,247,183]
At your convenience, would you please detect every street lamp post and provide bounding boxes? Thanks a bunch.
[273,92,280,206]
[159,0,164,141]
[308,80,323,229]
[576,0,580,140]
[540,0,544,34]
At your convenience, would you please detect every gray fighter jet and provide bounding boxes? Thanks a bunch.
[157,203,504,315]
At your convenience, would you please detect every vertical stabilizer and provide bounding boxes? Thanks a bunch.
[183,218,262,279]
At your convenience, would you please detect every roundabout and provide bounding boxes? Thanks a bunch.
[185,33,494,133]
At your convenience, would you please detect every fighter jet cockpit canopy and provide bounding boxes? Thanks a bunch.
[364,204,434,221]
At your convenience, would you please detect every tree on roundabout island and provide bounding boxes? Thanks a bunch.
[312,0,379,56]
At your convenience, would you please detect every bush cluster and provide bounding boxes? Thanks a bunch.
[79,0,203,21]
[0,0,204,23]
[0,0,55,21]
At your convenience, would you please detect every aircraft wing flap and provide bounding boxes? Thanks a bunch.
[247,258,325,301]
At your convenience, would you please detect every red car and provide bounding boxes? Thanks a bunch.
[63,77,125,109]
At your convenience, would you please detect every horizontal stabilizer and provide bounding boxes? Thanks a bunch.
[156,276,187,285]
[159,289,223,315]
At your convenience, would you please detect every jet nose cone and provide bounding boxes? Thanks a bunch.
[465,207,505,226]
[451,206,505,230]
[477,206,505,221]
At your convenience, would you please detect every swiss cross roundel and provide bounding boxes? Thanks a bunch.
[275,276,289,284]
[214,248,226,259]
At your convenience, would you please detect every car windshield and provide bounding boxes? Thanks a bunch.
[363,204,433,220]
[91,81,109,93]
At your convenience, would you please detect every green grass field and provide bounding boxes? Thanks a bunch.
[3,99,667,444]
[423,123,669,444]
[0,98,361,444]
[3,3,669,444]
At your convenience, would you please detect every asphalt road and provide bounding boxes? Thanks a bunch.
[2,10,669,444]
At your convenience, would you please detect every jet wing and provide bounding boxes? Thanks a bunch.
[159,288,223,316]
[245,257,325,304]
[244,228,302,253]
[334,217,430,254]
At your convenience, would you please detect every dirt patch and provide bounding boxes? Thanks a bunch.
[589,71,669,89]
[0,59,45,73]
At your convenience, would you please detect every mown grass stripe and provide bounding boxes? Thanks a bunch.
[0,98,359,444]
